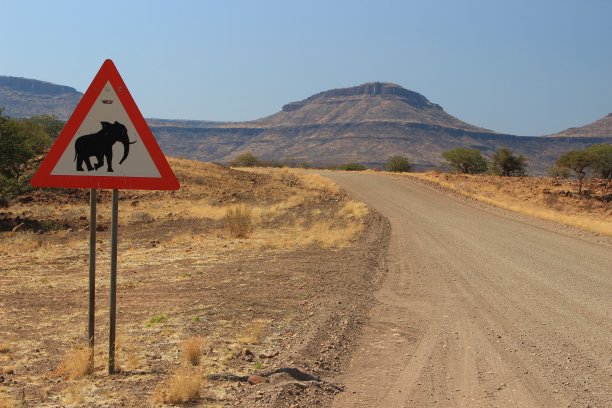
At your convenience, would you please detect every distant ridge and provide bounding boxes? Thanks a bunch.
[1,76,609,174]
[0,75,82,120]
[547,113,612,138]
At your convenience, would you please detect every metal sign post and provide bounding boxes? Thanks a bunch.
[88,189,97,372]
[30,59,179,375]
[108,189,119,374]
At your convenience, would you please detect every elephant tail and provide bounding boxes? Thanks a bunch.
[74,150,77,162]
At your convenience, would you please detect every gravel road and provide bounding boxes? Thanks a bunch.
[327,172,611,408]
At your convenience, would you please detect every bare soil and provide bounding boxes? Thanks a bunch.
[0,161,389,407]
[327,171,612,408]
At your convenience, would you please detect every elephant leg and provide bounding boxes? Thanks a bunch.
[76,156,85,171]
[84,156,94,171]
[94,155,104,170]
[106,151,114,172]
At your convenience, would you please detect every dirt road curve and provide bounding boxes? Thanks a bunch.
[327,172,611,408]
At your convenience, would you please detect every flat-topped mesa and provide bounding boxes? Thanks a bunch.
[282,82,442,112]
[255,81,490,132]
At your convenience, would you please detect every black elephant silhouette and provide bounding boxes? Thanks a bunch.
[74,121,136,172]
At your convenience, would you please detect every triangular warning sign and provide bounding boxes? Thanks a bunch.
[31,59,180,190]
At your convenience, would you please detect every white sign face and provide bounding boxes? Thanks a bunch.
[50,81,161,178]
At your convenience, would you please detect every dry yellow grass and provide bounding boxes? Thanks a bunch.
[299,173,341,194]
[409,173,612,236]
[237,319,269,345]
[181,337,205,366]
[224,204,253,238]
[0,162,371,406]
[61,384,85,405]
[341,200,369,219]
[0,343,10,354]
[0,395,17,408]
[154,369,201,404]
[0,231,43,255]
[56,347,91,380]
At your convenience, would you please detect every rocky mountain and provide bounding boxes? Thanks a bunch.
[251,82,492,131]
[150,83,608,174]
[2,76,608,174]
[0,76,82,120]
[547,113,612,138]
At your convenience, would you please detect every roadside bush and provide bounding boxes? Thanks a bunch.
[548,165,571,179]
[586,143,612,179]
[555,150,593,194]
[0,111,54,201]
[441,148,488,174]
[229,152,261,167]
[491,148,526,176]
[385,155,413,172]
[224,204,252,238]
[337,163,367,171]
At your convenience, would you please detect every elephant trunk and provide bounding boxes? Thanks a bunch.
[118,140,137,164]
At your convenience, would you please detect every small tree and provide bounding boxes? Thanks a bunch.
[491,148,526,176]
[441,148,488,174]
[386,155,413,172]
[229,152,260,167]
[0,111,52,199]
[586,144,612,180]
[555,150,593,194]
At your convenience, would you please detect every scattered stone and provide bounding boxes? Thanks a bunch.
[259,350,279,359]
[248,375,268,385]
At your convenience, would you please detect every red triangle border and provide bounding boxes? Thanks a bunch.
[30,59,180,190]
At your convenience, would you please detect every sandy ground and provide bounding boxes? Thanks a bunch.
[0,161,389,407]
[407,172,612,236]
[326,171,611,408]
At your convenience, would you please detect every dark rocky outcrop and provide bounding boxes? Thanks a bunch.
[0,76,82,120]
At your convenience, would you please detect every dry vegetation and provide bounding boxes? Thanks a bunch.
[0,159,379,406]
[407,172,612,236]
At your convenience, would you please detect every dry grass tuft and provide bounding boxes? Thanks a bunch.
[0,343,10,354]
[154,369,201,404]
[224,204,253,238]
[341,200,369,219]
[299,173,341,193]
[237,319,268,345]
[303,220,363,248]
[56,347,91,380]
[0,231,44,255]
[181,337,205,366]
[0,395,18,408]
[61,384,85,406]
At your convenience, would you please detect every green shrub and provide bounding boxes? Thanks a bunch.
[337,163,367,171]
[385,155,413,172]
[0,110,55,200]
[555,150,593,194]
[441,148,488,174]
[229,152,261,167]
[491,148,526,176]
[585,144,612,179]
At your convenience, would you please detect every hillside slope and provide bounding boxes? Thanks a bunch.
[548,113,612,138]
[0,76,81,120]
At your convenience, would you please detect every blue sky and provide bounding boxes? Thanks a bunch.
[1,0,611,135]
